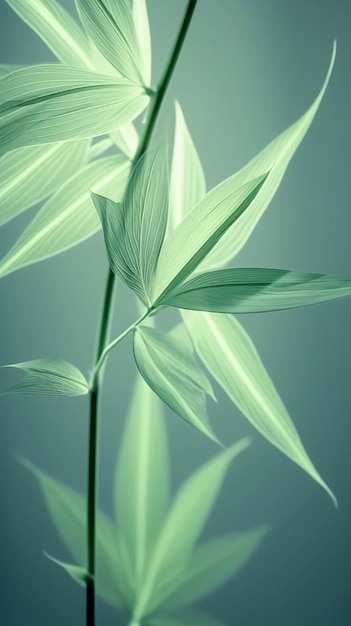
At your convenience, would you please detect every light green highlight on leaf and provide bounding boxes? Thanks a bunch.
[182,311,337,505]
[133,325,219,444]
[2,359,89,396]
[0,139,89,227]
[0,156,129,278]
[133,0,152,87]
[44,553,88,585]
[0,65,148,156]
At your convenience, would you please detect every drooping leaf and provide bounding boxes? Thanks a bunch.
[134,439,250,618]
[75,0,145,85]
[6,0,95,70]
[133,0,152,87]
[0,139,89,227]
[0,65,149,156]
[0,156,129,278]
[2,360,89,396]
[110,123,139,160]
[115,374,169,589]
[146,611,226,626]
[21,458,132,608]
[169,101,206,231]
[199,43,336,271]
[44,553,88,585]
[159,528,268,610]
[165,268,351,314]
[152,174,268,305]
[182,311,337,504]
[133,325,219,444]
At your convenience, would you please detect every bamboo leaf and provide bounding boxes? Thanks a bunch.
[2,359,89,396]
[165,268,351,314]
[182,311,337,504]
[115,374,170,588]
[133,325,219,444]
[0,140,89,227]
[199,43,336,271]
[0,156,129,278]
[159,528,268,610]
[21,459,132,608]
[75,0,145,85]
[135,439,250,618]
[133,0,152,87]
[44,553,88,585]
[0,65,148,156]
[152,174,268,305]
[147,612,226,626]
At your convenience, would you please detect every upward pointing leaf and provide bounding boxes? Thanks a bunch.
[115,374,169,588]
[2,360,88,396]
[133,0,152,87]
[0,65,148,156]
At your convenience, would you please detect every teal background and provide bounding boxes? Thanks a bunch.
[1,1,351,625]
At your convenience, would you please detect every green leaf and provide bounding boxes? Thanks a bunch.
[152,174,268,305]
[133,0,152,87]
[182,311,337,504]
[44,553,88,585]
[115,374,169,589]
[159,528,268,610]
[147,611,226,626]
[3,359,89,396]
[0,65,148,156]
[199,42,336,271]
[75,0,146,85]
[0,64,25,78]
[6,0,95,70]
[21,458,132,609]
[133,325,219,444]
[0,139,89,227]
[169,101,206,231]
[110,123,139,160]
[0,156,129,278]
[165,268,351,314]
[134,439,250,618]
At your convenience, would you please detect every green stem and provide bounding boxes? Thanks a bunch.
[86,2,198,625]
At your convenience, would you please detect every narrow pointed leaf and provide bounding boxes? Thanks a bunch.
[199,43,336,270]
[0,139,89,227]
[0,156,129,278]
[44,553,88,585]
[135,439,250,617]
[133,325,219,444]
[115,374,169,587]
[182,311,337,504]
[133,0,152,87]
[160,528,268,610]
[147,612,226,626]
[0,65,148,156]
[3,360,88,396]
[76,0,145,85]
[152,174,268,305]
[21,459,132,608]
[166,268,351,314]
[169,101,206,231]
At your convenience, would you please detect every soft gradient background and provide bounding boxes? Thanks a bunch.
[1,1,351,625]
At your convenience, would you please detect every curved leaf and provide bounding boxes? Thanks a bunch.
[0,139,89,227]
[0,156,129,278]
[134,439,250,618]
[182,311,337,504]
[133,325,219,444]
[0,64,25,78]
[166,268,351,314]
[2,359,88,396]
[0,65,148,156]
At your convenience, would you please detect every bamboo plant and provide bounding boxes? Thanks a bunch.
[1,1,349,625]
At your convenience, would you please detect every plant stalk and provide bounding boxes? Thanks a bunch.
[86,2,198,625]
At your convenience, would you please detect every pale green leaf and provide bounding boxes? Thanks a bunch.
[44,553,88,585]
[133,325,219,444]
[147,612,226,626]
[199,42,336,271]
[110,123,139,160]
[165,268,351,314]
[115,374,169,588]
[88,137,114,161]
[0,64,25,78]
[169,101,206,231]
[21,458,132,608]
[75,0,145,85]
[159,528,268,610]
[3,359,88,396]
[6,0,95,70]
[133,0,152,87]
[0,65,149,156]
[134,439,250,618]
[182,311,337,504]
[0,139,89,227]
[0,156,129,278]
[152,174,268,305]
[169,323,215,401]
